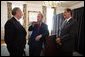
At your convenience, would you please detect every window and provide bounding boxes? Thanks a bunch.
[46,7,54,35]
[28,11,39,23]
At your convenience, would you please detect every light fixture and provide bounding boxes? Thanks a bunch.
[43,1,62,7]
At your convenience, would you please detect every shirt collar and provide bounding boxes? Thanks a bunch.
[66,17,72,22]
[13,16,20,22]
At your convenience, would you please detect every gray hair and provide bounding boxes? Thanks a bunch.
[12,7,20,16]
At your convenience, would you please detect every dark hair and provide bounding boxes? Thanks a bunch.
[12,7,20,16]
[65,8,72,16]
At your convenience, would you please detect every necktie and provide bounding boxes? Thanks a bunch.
[61,20,67,29]
[36,23,41,34]
[38,23,41,30]
[59,20,67,36]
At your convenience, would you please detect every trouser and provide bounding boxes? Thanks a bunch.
[29,46,42,56]
[7,46,24,56]
[59,51,73,56]
[56,48,73,56]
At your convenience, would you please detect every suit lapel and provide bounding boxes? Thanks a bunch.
[66,18,73,26]
[12,17,25,31]
[64,18,73,29]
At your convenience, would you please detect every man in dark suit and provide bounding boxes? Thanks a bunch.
[56,8,78,56]
[28,12,49,56]
[4,7,27,56]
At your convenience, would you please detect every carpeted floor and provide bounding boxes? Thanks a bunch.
[1,43,83,56]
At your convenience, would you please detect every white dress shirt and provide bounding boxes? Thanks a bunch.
[65,17,72,22]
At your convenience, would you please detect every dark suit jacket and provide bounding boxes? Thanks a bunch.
[28,22,49,48]
[4,17,27,49]
[60,18,78,52]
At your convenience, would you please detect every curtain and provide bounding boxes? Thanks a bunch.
[23,4,28,40]
[52,7,56,14]
[7,2,12,19]
[45,13,64,56]
[51,7,57,35]
[52,13,64,36]
[23,4,27,29]
[72,7,84,55]
[42,6,47,23]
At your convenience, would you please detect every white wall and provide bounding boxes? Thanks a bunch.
[70,1,84,9]
[27,3,42,12]
[56,7,66,14]
[1,1,7,40]
[56,1,84,14]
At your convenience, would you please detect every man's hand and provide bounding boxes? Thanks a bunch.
[35,35,42,41]
[56,37,62,45]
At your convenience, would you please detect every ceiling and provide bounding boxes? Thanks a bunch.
[27,1,83,7]
[60,1,82,7]
[8,1,83,7]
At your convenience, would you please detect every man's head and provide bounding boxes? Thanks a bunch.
[37,12,43,22]
[12,7,23,19]
[63,8,72,19]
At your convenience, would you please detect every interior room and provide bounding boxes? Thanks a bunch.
[1,1,84,56]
